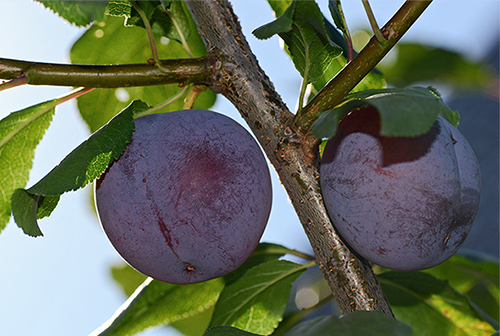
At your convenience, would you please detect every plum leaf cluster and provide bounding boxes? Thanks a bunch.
[253,0,343,84]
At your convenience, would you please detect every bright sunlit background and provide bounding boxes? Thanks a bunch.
[0,1,498,335]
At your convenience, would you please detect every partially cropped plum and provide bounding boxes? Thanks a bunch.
[95,109,272,284]
[320,106,480,271]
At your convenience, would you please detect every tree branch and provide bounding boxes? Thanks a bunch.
[0,57,209,88]
[296,0,432,129]
[185,0,394,316]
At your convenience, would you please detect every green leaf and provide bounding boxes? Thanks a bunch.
[284,311,412,336]
[278,0,343,84]
[204,326,261,336]
[10,191,59,237]
[111,263,149,297]
[224,243,299,285]
[36,0,107,26]
[11,101,142,237]
[111,262,214,336]
[209,259,309,335]
[171,306,215,336]
[322,17,350,60]
[378,271,497,336]
[310,19,386,98]
[423,254,499,326]
[328,0,348,38]
[252,1,295,40]
[266,1,384,97]
[94,277,225,336]
[107,243,293,336]
[312,86,459,139]
[126,0,159,27]
[379,43,497,91]
[0,100,56,233]
[151,1,192,44]
[107,0,204,55]
[106,0,131,17]
[70,15,214,132]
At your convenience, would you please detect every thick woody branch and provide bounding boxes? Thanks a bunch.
[185,0,394,316]
[0,57,209,88]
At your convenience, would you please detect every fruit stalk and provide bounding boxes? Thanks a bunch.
[185,0,395,316]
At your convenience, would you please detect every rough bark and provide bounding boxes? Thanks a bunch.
[185,0,394,316]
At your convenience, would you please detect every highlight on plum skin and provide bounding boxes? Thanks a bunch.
[320,106,480,271]
[95,109,273,284]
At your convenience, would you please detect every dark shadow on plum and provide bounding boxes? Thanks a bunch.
[321,106,440,167]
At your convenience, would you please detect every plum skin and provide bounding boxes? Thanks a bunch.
[320,106,480,271]
[95,109,272,284]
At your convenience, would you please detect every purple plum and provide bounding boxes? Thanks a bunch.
[320,106,480,271]
[96,109,272,284]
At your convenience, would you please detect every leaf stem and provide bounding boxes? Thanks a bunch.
[168,11,194,58]
[296,0,432,130]
[297,76,309,114]
[130,0,169,72]
[219,260,317,326]
[362,0,386,43]
[288,249,316,261]
[296,28,310,114]
[0,76,29,92]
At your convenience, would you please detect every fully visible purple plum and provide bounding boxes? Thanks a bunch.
[320,106,480,271]
[95,109,272,284]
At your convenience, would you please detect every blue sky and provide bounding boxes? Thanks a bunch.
[0,1,498,336]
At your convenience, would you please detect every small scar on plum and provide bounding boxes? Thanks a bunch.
[443,234,450,245]
[185,263,195,273]
[142,178,147,183]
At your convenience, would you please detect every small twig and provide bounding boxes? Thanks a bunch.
[0,57,209,88]
[362,0,386,43]
[183,84,205,109]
